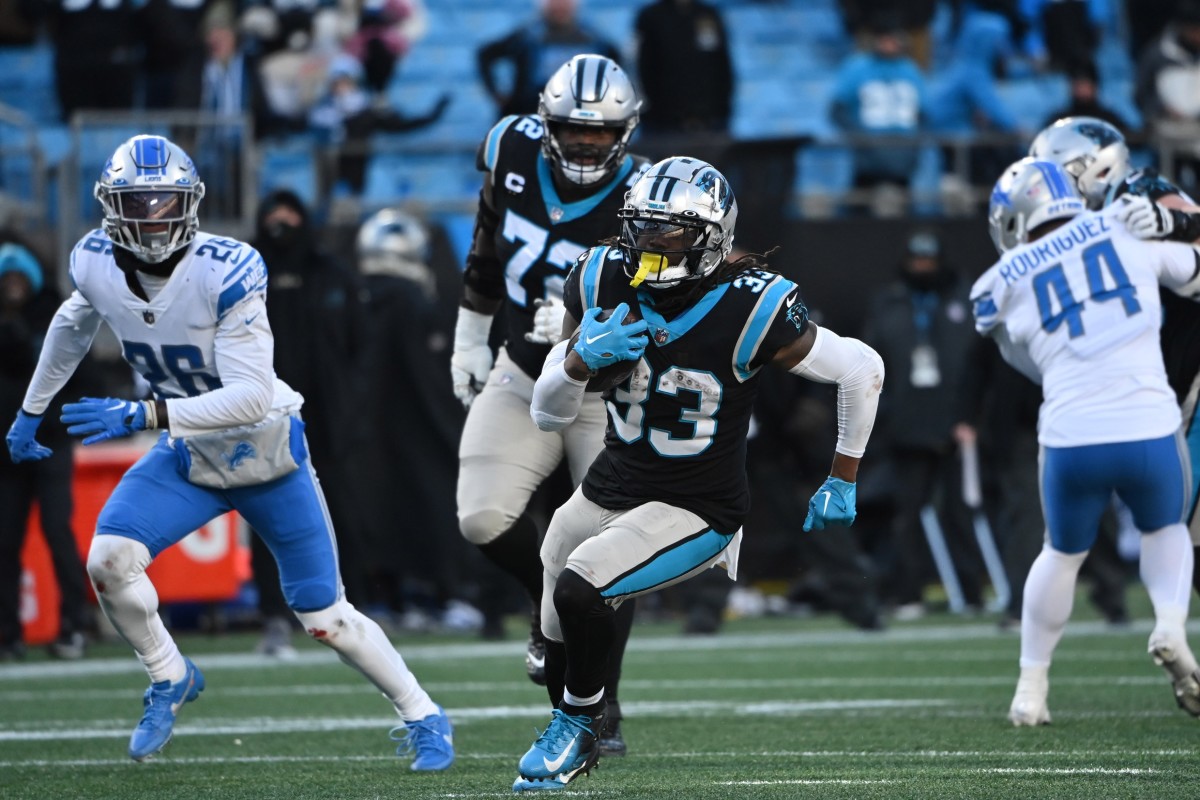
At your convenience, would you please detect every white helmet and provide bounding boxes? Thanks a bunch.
[988,158,1086,254]
[1029,116,1129,209]
[538,54,640,186]
[356,207,434,292]
[619,156,737,289]
[94,135,205,263]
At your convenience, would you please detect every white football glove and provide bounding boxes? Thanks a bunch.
[451,307,494,409]
[1116,194,1175,240]
[524,297,568,345]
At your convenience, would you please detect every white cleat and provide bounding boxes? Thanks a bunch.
[1009,669,1051,727]
[1148,633,1200,717]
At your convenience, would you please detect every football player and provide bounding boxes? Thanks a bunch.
[450,54,648,754]
[516,157,884,791]
[976,159,1200,726]
[1030,117,1200,597]
[3,135,454,769]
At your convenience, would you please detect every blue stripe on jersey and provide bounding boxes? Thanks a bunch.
[733,276,796,381]
[221,248,258,289]
[599,529,734,598]
[217,259,266,320]
[537,155,633,224]
[1186,405,1200,521]
[580,246,610,309]
[483,115,519,173]
[638,281,730,345]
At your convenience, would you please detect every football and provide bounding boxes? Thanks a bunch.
[567,307,642,393]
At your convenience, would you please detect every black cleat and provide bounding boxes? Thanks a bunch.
[597,700,626,757]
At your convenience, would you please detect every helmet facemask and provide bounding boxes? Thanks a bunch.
[619,215,721,289]
[542,118,632,186]
[97,187,204,264]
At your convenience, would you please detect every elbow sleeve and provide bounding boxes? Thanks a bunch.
[531,341,588,432]
[789,326,884,458]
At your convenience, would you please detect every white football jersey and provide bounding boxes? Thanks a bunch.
[25,229,302,438]
[971,205,1200,447]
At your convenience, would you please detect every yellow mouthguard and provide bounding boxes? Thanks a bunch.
[630,253,666,287]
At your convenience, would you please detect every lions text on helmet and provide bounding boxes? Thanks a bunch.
[618,156,737,289]
[95,135,206,264]
[988,158,1087,255]
[539,54,640,187]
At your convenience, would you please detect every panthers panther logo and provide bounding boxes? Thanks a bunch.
[222,441,256,471]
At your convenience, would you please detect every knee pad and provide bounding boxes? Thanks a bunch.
[553,568,608,620]
[294,599,362,647]
[459,508,511,546]
[86,534,152,594]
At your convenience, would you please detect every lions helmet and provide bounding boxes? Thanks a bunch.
[1029,116,1129,210]
[988,158,1085,254]
[538,54,640,186]
[619,156,737,289]
[95,135,205,263]
[356,207,434,291]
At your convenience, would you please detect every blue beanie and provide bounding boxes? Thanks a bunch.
[0,242,43,294]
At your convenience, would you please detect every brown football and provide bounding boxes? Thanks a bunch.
[567,307,642,393]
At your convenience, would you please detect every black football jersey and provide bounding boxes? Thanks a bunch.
[477,114,650,379]
[1110,169,1200,401]
[564,246,810,534]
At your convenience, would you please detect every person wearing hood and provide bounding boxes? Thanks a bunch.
[247,190,367,652]
[861,229,985,619]
[0,241,99,661]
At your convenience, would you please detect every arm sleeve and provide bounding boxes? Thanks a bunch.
[787,325,884,458]
[165,293,275,437]
[21,291,102,414]
[530,339,588,432]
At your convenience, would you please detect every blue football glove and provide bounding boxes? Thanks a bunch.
[60,397,148,445]
[803,476,858,531]
[6,410,53,463]
[572,303,649,371]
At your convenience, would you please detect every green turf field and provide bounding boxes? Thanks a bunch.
[2,602,1198,799]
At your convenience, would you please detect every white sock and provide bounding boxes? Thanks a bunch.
[1019,545,1088,668]
[1140,523,1194,639]
[295,599,438,722]
[563,688,604,708]
[87,535,186,684]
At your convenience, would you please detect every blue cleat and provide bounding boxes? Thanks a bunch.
[512,707,603,792]
[128,657,205,761]
[391,705,455,771]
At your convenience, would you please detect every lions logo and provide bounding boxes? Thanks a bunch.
[222,441,256,471]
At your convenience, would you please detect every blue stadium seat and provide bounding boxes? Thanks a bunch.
[257,142,319,208]
[0,43,59,125]
[363,151,479,208]
[996,77,1068,132]
[795,145,854,197]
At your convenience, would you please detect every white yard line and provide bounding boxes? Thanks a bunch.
[0,620,1165,682]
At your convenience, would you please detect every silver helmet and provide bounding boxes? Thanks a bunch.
[988,158,1086,254]
[94,135,205,263]
[618,156,737,288]
[356,207,434,294]
[538,54,640,186]
[1029,116,1129,209]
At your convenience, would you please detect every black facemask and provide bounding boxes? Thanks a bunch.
[264,219,302,249]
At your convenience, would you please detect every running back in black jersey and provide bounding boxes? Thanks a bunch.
[477,114,650,379]
[1110,168,1200,401]
[563,245,810,534]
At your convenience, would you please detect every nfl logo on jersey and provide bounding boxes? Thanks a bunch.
[654,327,669,344]
[143,310,155,325]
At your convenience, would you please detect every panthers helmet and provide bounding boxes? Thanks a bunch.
[1029,116,1129,210]
[618,156,737,288]
[988,158,1085,254]
[356,207,433,289]
[95,135,205,263]
[538,54,640,186]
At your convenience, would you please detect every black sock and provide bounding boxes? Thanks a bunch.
[545,639,567,708]
[476,514,543,604]
[1193,546,1200,597]
[605,598,635,705]
[555,569,614,701]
